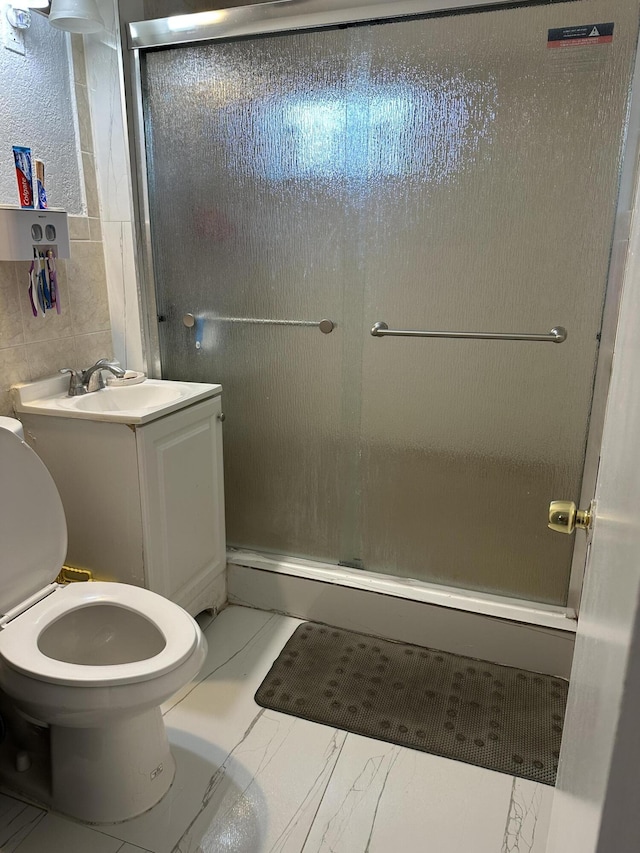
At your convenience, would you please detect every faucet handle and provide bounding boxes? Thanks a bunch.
[60,368,86,397]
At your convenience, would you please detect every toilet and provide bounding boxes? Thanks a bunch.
[0,418,207,823]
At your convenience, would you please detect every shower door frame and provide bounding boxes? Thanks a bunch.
[119,0,639,631]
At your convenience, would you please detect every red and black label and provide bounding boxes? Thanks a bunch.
[547,22,614,48]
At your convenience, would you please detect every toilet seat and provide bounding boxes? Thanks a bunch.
[0,582,199,687]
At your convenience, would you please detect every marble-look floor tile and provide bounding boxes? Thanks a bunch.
[97,609,326,853]
[502,777,554,853]
[7,607,555,853]
[161,605,278,716]
[0,793,45,852]
[301,732,515,853]
[174,712,346,853]
[13,813,123,853]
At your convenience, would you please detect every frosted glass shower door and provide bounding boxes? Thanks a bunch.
[141,30,358,563]
[354,2,638,605]
[140,0,638,606]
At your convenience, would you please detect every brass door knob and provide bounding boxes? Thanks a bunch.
[548,500,592,534]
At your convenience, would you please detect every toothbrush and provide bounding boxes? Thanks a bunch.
[46,250,60,313]
[35,254,46,315]
[27,257,38,317]
[39,252,51,310]
[37,266,46,315]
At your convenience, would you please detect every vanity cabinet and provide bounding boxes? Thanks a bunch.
[19,394,226,617]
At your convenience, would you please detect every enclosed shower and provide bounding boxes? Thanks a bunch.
[125,0,639,636]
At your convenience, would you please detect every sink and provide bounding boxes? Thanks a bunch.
[62,384,184,413]
[12,376,221,425]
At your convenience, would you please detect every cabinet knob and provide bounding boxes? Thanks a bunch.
[217,412,226,422]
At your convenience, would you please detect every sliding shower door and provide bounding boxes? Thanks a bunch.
[142,28,357,563]
[140,0,638,606]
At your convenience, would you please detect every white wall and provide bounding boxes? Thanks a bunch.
[0,20,114,417]
[0,8,84,213]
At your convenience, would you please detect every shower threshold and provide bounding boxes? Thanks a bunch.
[226,550,576,679]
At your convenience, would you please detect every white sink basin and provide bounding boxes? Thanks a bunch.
[62,384,184,413]
[12,376,221,425]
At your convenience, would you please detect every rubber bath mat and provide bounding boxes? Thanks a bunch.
[255,622,567,785]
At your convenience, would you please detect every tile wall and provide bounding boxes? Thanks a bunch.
[84,0,144,374]
[0,35,114,417]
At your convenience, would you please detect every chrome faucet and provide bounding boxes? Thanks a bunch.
[81,358,126,392]
[60,359,126,396]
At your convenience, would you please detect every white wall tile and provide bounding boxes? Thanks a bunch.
[102,220,144,370]
[85,4,134,224]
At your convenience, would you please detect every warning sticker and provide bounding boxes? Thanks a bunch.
[547,22,614,48]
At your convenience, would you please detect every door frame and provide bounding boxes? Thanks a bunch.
[546,29,640,848]
[118,0,639,623]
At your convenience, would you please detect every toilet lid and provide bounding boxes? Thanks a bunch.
[0,430,66,615]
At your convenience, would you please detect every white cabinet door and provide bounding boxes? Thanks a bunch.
[136,397,226,612]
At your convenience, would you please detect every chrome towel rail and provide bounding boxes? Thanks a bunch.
[370,321,567,343]
[183,314,334,334]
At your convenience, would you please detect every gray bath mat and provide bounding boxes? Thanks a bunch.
[255,622,567,785]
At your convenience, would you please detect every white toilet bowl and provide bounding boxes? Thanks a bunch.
[0,421,207,823]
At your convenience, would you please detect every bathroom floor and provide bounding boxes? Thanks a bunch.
[0,606,553,853]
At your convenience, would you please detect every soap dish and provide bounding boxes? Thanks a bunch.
[106,370,146,387]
